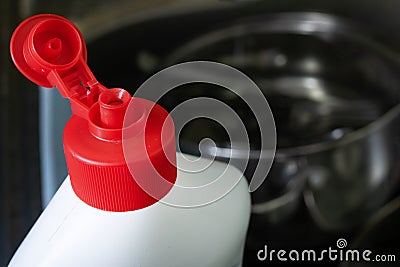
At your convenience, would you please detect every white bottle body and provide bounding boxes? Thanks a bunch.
[9,153,251,267]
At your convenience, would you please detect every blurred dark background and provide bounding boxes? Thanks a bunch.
[1,0,400,266]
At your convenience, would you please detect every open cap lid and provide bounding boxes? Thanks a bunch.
[10,14,177,211]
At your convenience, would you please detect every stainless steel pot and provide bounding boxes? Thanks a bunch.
[162,12,400,230]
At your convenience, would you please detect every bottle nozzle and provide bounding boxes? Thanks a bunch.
[99,88,131,129]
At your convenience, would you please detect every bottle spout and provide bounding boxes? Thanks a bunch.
[99,88,131,129]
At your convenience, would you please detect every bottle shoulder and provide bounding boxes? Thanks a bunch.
[162,152,250,208]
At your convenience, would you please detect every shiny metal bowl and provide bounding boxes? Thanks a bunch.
[162,12,400,230]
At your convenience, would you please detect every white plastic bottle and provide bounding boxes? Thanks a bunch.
[9,14,251,267]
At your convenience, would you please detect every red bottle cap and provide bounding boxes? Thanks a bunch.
[10,14,177,211]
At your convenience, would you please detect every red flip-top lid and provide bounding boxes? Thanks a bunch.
[10,14,177,211]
